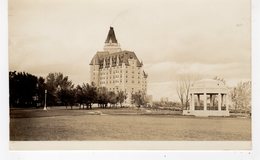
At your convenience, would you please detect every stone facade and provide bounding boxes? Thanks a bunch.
[90,27,148,105]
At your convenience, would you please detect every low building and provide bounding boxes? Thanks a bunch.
[183,79,229,117]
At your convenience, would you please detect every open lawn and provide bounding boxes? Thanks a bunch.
[10,107,251,141]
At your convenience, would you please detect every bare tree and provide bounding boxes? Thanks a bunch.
[176,74,201,110]
[230,81,251,113]
[176,79,185,109]
[213,76,226,84]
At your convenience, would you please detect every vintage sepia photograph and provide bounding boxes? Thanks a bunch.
[8,0,251,150]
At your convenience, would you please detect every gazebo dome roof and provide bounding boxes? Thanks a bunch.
[191,79,228,93]
[192,79,225,88]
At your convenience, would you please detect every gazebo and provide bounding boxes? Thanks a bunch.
[183,79,229,117]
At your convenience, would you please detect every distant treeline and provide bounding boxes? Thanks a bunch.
[9,71,147,108]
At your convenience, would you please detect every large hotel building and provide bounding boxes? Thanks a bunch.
[90,27,148,105]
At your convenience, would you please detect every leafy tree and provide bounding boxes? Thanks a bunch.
[108,91,118,107]
[117,91,127,107]
[9,71,38,107]
[45,72,73,106]
[81,83,97,109]
[97,87,109,108]
[75,85,84,109]
[36,76,46,107]
[58,88,75,109]
[131,92,146,108]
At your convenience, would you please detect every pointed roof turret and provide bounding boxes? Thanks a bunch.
[103,27,121,53]
[105,27,118,43]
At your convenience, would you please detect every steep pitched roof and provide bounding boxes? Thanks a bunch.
[105,27,118,43]
[143,71,148,78]
[89,50,143,67]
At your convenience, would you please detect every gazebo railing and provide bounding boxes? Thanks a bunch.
[221,105,226,111]
[195,106,204,110]
[194,105,227,111]
[207,106,218,110]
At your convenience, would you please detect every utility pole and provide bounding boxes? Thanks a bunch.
[43,89,47,111]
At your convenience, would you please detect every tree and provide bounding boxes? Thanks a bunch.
[75,85,84,109]
[88,82,98,108]
[213,76,226,85]
[230,81,251,113]
[9,71,38,107]
[108,91,118,107]
[81,83,97,109]
[131,92,146,108]
[45,72,74,106]
[58,88,75,109]
[117,91,127,107]
[176,74,201,110]
[97,87,109,108]
[36,76,46,107]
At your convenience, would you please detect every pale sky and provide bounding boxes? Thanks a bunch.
[9,0,251,101]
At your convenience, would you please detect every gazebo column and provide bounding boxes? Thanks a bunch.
[197,94,200,107]
[225,94,228,111]
[218,93,221,111]
[225,94,229,111]
[204,93,207,110]
[209,94,212,107]
[221,94,223,108]
[189,94,192,110]
[191,93,195,111]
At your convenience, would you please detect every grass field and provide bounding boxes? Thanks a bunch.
[10,107,251,141]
